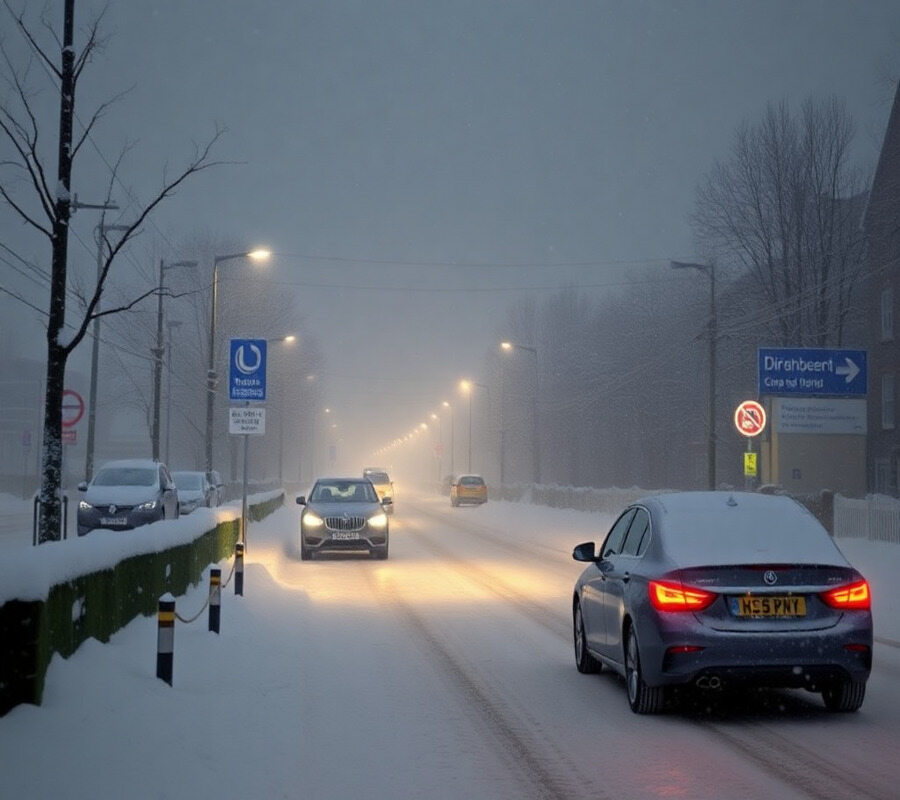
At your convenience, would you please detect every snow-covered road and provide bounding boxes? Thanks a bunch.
[2,491,899,799]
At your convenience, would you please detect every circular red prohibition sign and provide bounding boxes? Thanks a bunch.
[734,400,766,437]
[61,389,85,428]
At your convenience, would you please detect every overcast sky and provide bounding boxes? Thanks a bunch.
[2,1,899,459]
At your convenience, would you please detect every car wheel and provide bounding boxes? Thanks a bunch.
[300,542,312,560]
[573,599,602,674]
[822,679,866,712]
[625,624,665,714]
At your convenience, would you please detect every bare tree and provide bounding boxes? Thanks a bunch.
[0,1,222,541]
[693,98,866,347]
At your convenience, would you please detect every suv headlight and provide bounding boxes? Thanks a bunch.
[136,499,158,511]
[79,500,92,511]
[368,512,388,529]
[303,511,324,528]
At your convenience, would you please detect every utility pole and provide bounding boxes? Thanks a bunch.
[165,320,182,465]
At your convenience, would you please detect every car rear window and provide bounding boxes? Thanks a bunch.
[657,495,848,567]
[368,472,390,484]
[460,476,485,486]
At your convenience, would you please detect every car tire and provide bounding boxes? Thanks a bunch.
[573,599,602,674]
[300,543,312,561]
[625,624,665,714]
[451,498,459,507]
[822,679,866,712]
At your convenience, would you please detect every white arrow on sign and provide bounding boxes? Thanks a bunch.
[835,357,860,384]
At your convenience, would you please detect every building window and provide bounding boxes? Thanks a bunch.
[882,374,895,430]
[881,286,894,341]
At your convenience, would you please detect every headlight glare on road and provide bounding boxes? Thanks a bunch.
[303,512,324,528]
[368,512,388,529]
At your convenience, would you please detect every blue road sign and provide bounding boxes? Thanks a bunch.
[229,338,267,401]
[758,347,866,396]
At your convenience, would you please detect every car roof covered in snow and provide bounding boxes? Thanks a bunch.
[636,491,849,568]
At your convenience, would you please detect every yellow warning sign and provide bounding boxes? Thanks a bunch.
[744,452,758,477]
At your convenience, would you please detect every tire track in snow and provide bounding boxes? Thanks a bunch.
[357,562,610,800]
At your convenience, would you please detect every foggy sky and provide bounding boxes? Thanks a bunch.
[3,0,899,461]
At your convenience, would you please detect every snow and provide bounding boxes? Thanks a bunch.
[0,490,282,603]
[0,492,897,798]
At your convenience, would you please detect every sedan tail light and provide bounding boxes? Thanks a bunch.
[820,580,871,610]
[649,580,716,611]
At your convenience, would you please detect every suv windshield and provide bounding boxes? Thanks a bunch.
[311,481,378,503]
[92,468,156,487]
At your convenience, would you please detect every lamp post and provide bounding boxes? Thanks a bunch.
[442,400,453,476]
[459,379,486,473]
[671,260,717,490]
[165,319,182,466]
[152,259,197,461]
[430,412,441,483]
[84,221,130,482]
[205,248,270,474]
[267,335,296,484]
[500,341,541,485]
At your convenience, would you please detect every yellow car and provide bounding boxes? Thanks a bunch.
[363,468,394,513]
[450,474,487,506]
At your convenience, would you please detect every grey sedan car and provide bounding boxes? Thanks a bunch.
[572,491,872,714]
[296,478,392,560]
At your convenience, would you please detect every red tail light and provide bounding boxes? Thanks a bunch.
[820,580,871,610]
[649,580,716,611]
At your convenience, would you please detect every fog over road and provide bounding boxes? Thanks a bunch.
[3,493,899,799]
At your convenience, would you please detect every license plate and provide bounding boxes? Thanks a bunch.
[731,595,807,617]
[100,517,127,526]
[331,531,359,541]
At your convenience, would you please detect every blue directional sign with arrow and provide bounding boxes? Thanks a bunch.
[229,338,267,401]
[758,347,866,397]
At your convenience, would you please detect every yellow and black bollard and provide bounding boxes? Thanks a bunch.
[208,568,221,633]
[156,595,175,686]
[234,542,244,596]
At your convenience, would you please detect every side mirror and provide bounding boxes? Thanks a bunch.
[296,496,306,505]
[77,481,88,492]
[381,496,393,506]
[572,542,597,562]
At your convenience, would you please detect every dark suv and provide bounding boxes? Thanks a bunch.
[77,459,179,536]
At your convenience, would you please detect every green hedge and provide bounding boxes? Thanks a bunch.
[0,492,283,716]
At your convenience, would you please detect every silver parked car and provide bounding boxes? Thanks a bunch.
[171,470,216,514]
[296,477,392,560]
[572,491,872,714]
[77,459,179,536]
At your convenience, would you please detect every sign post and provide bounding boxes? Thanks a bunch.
[734,400,766,489]
[229,339,267,552]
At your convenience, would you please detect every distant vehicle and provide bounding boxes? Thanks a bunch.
[296,477,392,560]
[572,491,873,714]
[363,469,394,512]
[206,470,225,505]
[450,474,487,506]
[77,459,179,536]
[172,470,216,514]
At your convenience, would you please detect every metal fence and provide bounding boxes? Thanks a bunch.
[833,494,900,544]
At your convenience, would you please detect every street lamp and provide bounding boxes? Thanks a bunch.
[267,334,297,483]
[671,260,717,490]
[152,259,197,461]
[459,379,486,473]
[205,248,271,473]
[430,412,441,482]
[500,341,541,485]
[84,221,131,482]
[165,319,183,466]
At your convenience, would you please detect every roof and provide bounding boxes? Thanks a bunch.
[97,459,161,469]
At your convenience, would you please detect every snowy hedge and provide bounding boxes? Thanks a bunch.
[0,490,284,716]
